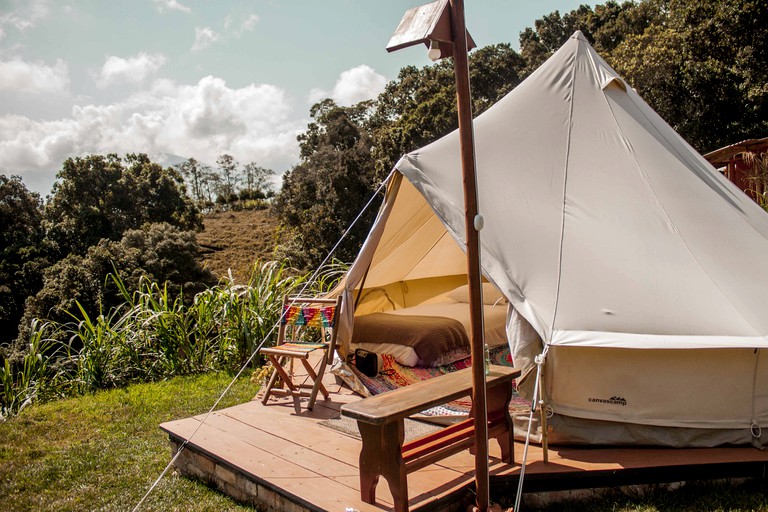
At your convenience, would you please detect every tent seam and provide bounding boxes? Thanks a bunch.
[548,39,579,343]
[598,67,762,336]
[405,231,460,280]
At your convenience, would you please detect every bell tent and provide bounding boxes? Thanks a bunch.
[335,31,768,447]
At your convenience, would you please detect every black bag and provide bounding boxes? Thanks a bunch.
[354,348,380,377]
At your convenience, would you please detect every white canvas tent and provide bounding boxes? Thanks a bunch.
[335,31,768,447]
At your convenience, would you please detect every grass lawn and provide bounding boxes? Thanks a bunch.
[2,372,767,512]
[0,372,256,512]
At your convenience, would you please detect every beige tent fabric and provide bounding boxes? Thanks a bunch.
[336,32,768,444]
[396,31,768,350]
[336,175,469,357]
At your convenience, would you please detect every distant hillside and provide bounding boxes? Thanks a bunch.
[197,208,280,283]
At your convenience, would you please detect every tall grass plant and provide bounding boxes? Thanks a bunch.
[0,259,345,418]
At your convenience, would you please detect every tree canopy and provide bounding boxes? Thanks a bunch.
[45,153,202,257]
[519,0,767,152]
[14,222,215,354]
[0,176,50,342]
[273,100,378,269]
[2,153,211,353]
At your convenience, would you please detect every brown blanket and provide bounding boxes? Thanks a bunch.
[351,313,469,367]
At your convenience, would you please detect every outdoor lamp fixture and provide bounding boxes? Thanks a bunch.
[387,1,489,512]
[427,39,442,61]
[385,0,476,57]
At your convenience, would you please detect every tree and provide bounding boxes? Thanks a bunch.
[215,154,240,204]
[609,0,768,152]
[0,176,51,344]
[176,157,206,206]
[273,100,379,269]
[367,43,527,179]
[200,163,218,208]
[242,162,275,200]
[44,153,202,256]
[518,1,660,74]
[522,0,767,153]
[15,222,216,350]
[275,45,528,268]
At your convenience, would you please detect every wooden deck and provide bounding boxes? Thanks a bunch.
[161,366,768,511]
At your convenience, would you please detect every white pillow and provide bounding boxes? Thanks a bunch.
[447,282,505,305]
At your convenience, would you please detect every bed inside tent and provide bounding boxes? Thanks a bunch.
[343,176,512,368]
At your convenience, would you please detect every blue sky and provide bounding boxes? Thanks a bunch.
[0,0,585,195]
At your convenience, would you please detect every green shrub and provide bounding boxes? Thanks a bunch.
[1,320,64,418]
[1,259,346,418]
[14,222,215,354]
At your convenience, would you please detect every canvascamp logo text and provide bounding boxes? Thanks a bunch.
[588,396,627,406]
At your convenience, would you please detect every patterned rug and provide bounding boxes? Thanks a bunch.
[350,345,530,417]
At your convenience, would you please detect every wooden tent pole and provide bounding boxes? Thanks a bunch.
[449,0,490,510]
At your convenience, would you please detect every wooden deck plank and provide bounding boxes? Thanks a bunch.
[163,415,387,511]
[192,411,366,487]
[211,405,480,509]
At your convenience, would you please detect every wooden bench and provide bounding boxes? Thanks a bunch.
[340,365,520,512]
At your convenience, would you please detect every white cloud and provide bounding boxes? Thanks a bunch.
[223,13,259,36]
[95,52,166,88]
[0,57,69,94]
[0,76,303,189]
[192,26,219,52]
[307,65,387,106]
[307,88,328,105]
[0,0,51,33]
[332,65,387,105]
[239,14,259,34]
[153,0,190,14]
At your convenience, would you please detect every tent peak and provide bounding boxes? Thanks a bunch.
[570,30,588,42]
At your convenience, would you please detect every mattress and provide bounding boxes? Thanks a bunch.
[351,301,508,367]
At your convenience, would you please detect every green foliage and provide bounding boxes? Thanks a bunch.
[0,372,255,511]
[175,157,208,207]
[177,156,275,211]
[273,45,528,270]
[15,252,103,351]
[216,153,240,202]
[518,1,659,73]
[15,222,215,351]
[366,62,460,179]
[610,0,768,152]
[0,175,51,342]
[273,99,380,269]
[368,44,526,179]
[0,320,64,418]
[45,153,202,256]
[1,259,335,417]
[242,162,275,199]
[521,0,767,153]
[193,261,308,367]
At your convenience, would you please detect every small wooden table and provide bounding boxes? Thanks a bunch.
[341,365,520,512]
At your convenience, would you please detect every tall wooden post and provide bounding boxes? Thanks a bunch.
[448,1,489,510]
[385,1,488,509]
